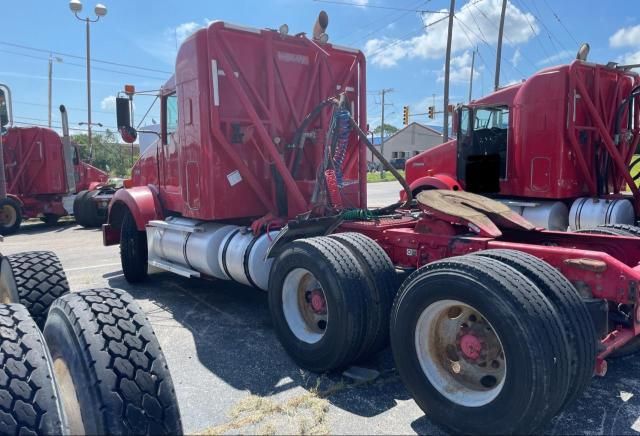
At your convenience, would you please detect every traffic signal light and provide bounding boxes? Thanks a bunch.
[428,105,435,119]
[403,106,409,125]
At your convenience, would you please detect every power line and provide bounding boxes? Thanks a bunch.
[541,0,579,46]
[521,0,568,53]
[312,0,445,13]
[14,115,118,130]
[0,41,172,75]
[14,100,113,115]
[343,0,432,47]
[0,49,167,81]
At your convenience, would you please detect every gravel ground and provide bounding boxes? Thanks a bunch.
[2,182,640,435]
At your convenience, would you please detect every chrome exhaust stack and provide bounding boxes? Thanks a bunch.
[312,11,329,43]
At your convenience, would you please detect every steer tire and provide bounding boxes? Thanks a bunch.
[594,223,640,236]
[0,304,66,435]
[574,227,631,236]
[329,232,397,360]
[41,214,60,226]
[268,236,369,372]
[80,190,103,228]
[473,249,595,409]
[43,288,183,435]
[0,251,70,328]
[73,190,89,227]
[0,198,22,236]
[121,210,148,283]
[390,255,571,434]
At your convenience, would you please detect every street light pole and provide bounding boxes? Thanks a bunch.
[85,17,93,160]
[69,0,107,162]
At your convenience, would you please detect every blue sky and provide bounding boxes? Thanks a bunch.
[2,0,639,135]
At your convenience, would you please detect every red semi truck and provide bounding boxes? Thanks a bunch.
[0,84,115,234]
[404,55,640,232]
[104,14,640,433]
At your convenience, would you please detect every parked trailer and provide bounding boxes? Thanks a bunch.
[403,53,640,233]
[104,14,640,433]
[0,84,115,234]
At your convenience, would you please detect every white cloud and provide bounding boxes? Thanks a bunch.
[137,19,212,65]
[100,95,117,111]
[536,49,573,66]
[511,48,521,67]
[364,0,538,68]
[353,0,369,5]
[610,25,640,48]
[437,51,483,83]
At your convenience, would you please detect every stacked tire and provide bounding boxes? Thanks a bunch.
[0,250,183,435]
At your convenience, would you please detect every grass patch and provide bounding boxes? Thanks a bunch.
[367,170,404,183]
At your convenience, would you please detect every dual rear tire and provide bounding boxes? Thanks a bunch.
[389,252,593,434]
[268,233,396,372]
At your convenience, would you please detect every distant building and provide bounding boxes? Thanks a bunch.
[368,122,448,163]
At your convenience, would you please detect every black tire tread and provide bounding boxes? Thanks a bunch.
[4,251,70,328]
[120,211,148,283]
[269,236,369,372]
[45,288,182,434]
[0,304,65,435]
[474,249,595,408]
[391,255,570,433]
[73,190,89,227]
[329,232,397,359]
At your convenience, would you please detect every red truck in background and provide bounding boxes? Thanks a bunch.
[0,83,115,234]
[404,56,640,232]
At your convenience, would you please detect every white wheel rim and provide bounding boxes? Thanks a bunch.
[0,205,16,227]
[0,258,18,304]
[282,268,328,344]
[54,357,85,434]
[414,299,507,407]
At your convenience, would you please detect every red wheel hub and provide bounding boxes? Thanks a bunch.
[309,289,326,314]
[459,334,482,360]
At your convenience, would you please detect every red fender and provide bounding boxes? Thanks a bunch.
[400,174,462,201]
[102,185,163,246]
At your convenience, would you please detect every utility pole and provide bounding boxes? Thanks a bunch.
[494,0,507,91]
[468,47,476,102]
[442,0,455,143]
[379,88,393,176]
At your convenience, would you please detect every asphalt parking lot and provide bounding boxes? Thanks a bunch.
[3,181,640,434]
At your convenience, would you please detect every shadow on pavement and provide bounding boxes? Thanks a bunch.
[106,271,411,419]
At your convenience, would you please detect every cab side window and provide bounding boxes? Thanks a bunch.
[163,93,178,143]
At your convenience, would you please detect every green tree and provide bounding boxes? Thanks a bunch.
[72,129,139,177]
[373,123,399,135]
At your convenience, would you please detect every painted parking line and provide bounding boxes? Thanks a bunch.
[64,262,122,272]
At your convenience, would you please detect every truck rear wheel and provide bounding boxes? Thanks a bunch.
[80,190,104,228]
[0,251,70,328]
[121,210,148,283]
[473,249,595,408]
[268,236,368,372]
[0,304,66,435]
[390,255,571,434]
[0,198,22,236]
[329,232,397,360]
[73,190,89,227]
[43,288,183,435]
